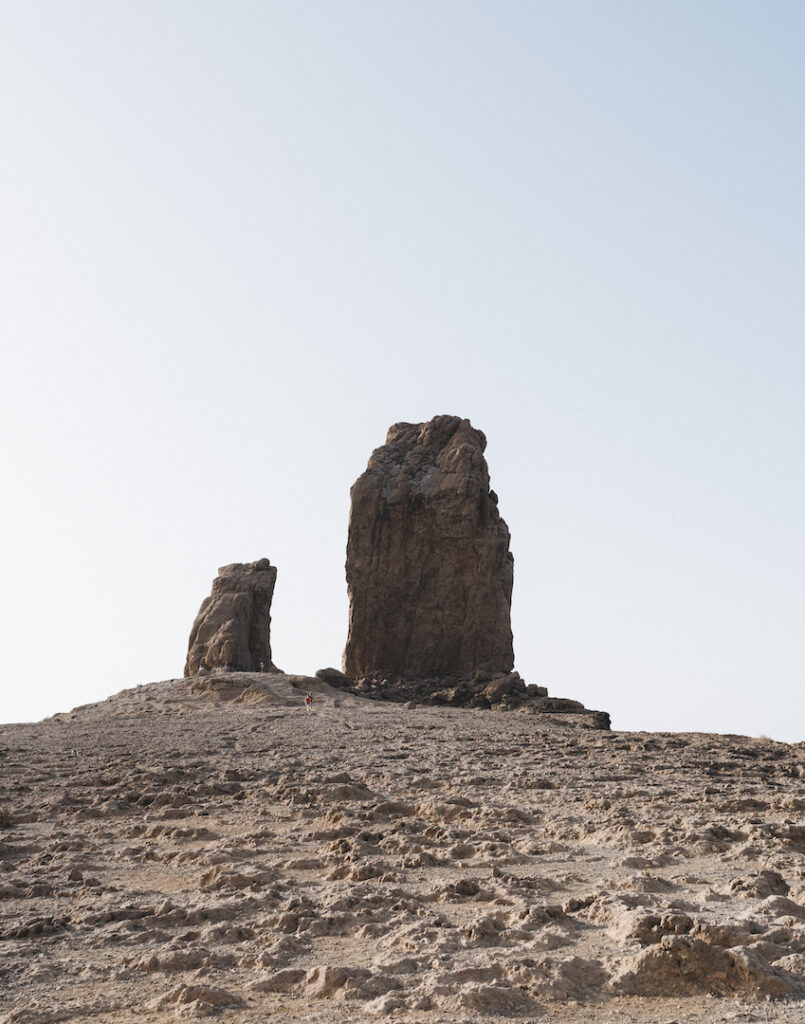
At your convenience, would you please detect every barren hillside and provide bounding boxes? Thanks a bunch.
[2,675,805,1023]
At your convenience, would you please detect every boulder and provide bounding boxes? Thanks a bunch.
[609,935,797,998]
[184,559,278,676]
[344,416,514,684]
[315,667,353,689]
[483,672,524,704]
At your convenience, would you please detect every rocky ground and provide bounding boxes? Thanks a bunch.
[2,675,805,1023]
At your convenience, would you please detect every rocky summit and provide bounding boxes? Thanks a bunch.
[184,559,278,677]
[5,419,799,1024]
[2,677,805,1024]
[344,415,515,685]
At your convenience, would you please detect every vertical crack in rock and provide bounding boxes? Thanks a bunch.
[185,559,277,676]
[344,415,514,684]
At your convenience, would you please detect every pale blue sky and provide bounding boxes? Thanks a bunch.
[1,1,803,738]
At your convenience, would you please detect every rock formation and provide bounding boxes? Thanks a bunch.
[343,415,514,683]
[184,559,277,676]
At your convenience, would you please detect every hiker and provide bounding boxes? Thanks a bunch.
[304,693,313,713]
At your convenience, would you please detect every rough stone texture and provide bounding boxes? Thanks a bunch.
[3,684,805,1022]
[344,415,514,684]
[315,667,354,689]
[184,559,277,676]
[609,936,796,998]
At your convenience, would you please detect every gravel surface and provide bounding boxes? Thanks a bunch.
[2,673,805,1023]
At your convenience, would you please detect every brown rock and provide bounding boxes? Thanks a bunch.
[343,416,514,684]
[609,935,796,998]
[315,667,353,689]
[729,870,790,898]
[184,559,277,677]
[483,672,524,704]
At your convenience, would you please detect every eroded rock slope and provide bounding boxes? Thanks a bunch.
[1,679,805,1023]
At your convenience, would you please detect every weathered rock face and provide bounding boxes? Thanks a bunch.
[184,559,277,676]
[343,415,514,683]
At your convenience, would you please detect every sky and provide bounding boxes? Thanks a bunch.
[1,1,803,740]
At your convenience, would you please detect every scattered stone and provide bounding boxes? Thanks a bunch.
[4,676,805,1022]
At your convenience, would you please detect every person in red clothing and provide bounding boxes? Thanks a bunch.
[304,693,313,713]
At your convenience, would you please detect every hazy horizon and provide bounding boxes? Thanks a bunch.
[1,1,803,740]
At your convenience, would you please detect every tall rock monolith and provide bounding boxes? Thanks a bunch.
[185,559,277,676]
[344,415,514,683]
